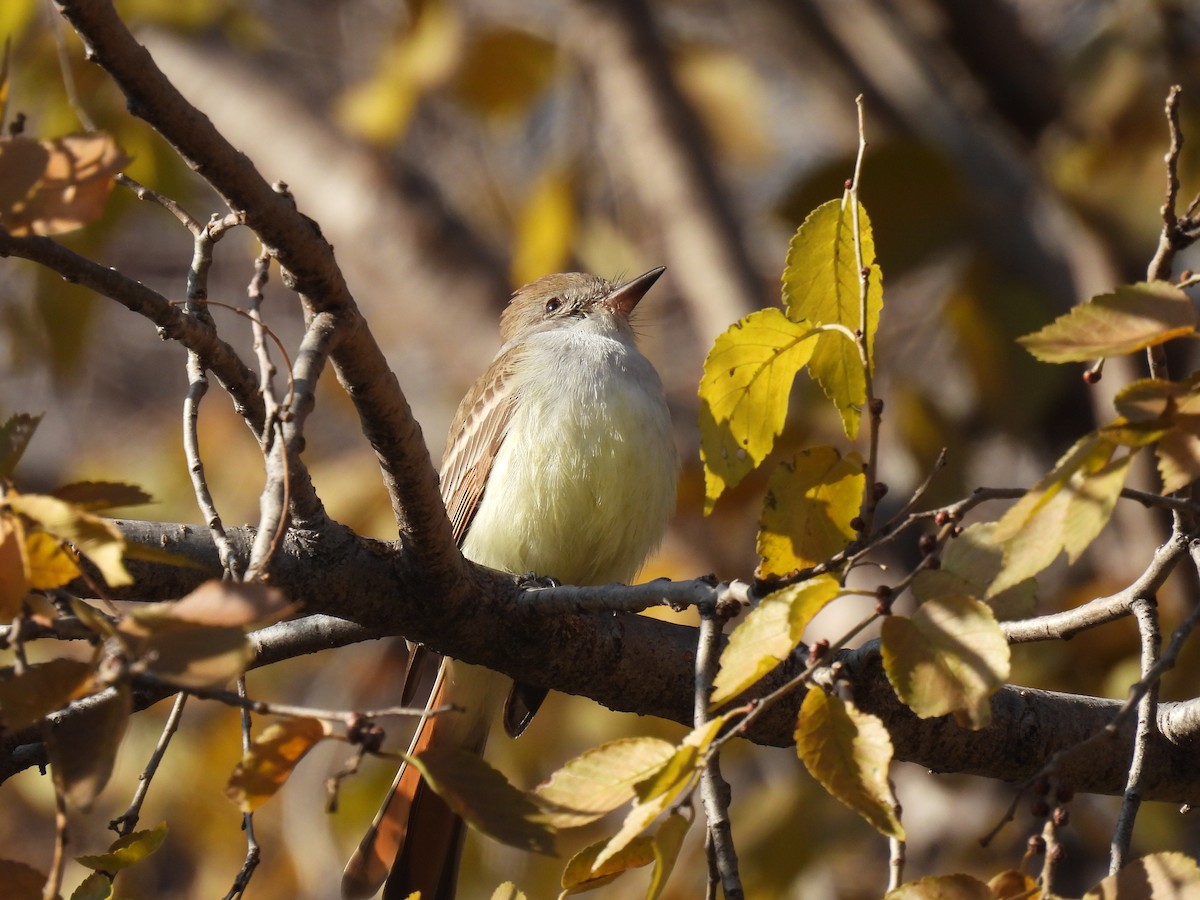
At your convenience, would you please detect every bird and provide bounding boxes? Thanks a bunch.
[342,268,678,899]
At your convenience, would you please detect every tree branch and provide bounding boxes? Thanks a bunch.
[11,518,1196,806]
[53,0,458,588]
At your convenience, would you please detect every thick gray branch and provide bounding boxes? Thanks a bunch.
[21,518,1193,807]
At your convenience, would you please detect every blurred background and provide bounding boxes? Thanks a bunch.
[3,0,1200,896]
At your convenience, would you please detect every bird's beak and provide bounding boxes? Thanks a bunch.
[604,266,666,317]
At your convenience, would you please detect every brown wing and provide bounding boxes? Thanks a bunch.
[439,346,521,546]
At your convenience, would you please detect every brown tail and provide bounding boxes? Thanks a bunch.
[342,656,505,899]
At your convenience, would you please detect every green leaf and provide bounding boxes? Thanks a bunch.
[0,412,41,480]
[1083,852,1200,899]
[782,198,883,438]
[795,689,903,839]
[1018,281,1197,362]
[880,596,1010,729]
[46,683,131,811]
[990,434,1131,593]
[757,446,864,577]
[76,822,168,872]
[226,718,331,813]
[698,308,819,513]
[912,523,1035,620]
[710,575,840,706]
[0,658,94,730]
[533,737,677,829]
[884,873,993,899]
[408,746,556,855]
[560,834,656,894]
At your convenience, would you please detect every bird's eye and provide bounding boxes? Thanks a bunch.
[544,297,562,314]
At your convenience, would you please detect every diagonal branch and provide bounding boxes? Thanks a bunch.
[52,0,457,585]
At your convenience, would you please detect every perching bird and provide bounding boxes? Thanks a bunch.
[342,268,678,899]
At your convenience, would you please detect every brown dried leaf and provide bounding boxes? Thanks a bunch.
[0,658,95,730]
[0,133,130,236]
[46,683,132,811]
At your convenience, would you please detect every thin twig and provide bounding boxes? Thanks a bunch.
[111,692,188,837]
[44,768,68,900]
[1003,533,1186,644]
[183,228,239,577]
[116,173,201,232]
[135,673,439,726]
[47,0,95,131]
[695,603,743,899]
[1146,85,1184,378]
[849,95,882,540]
[887,834,906,892]
[1110,597,1161,873]
[224,676,261,900]
[0,228,266,432]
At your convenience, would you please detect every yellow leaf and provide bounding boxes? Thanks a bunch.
[450,27,557,118]
[0,512,29,617]
[990,435,1130,593]
[560,834,656,894]
[1114,375,1200,421]
[408,746,556,854]
[1156,421,1200,493]
[676,46,772,165]
[795,689,903,839]
[698,308,818,513]
[533,737,677,829]
[884,873,993,899]
[510,168,575,287]
[757,446,864,577]
[24,530,81,590]
[647,811,691,900]
[881,596,1010,729]
[912,523,1035,621]
[0,133,130,236]
[1019,281,1197,362]
[592,713,734,872]
[987,869,1038,898]
[3,493,130,586]
[710,575,840,706]
[1083,852,1200,898]
[782,198,883,438]
[336,0,462,143]
[489,883,527,900]
[226,718,331,813]
[70,871,112,900]
[76,822,168,872]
